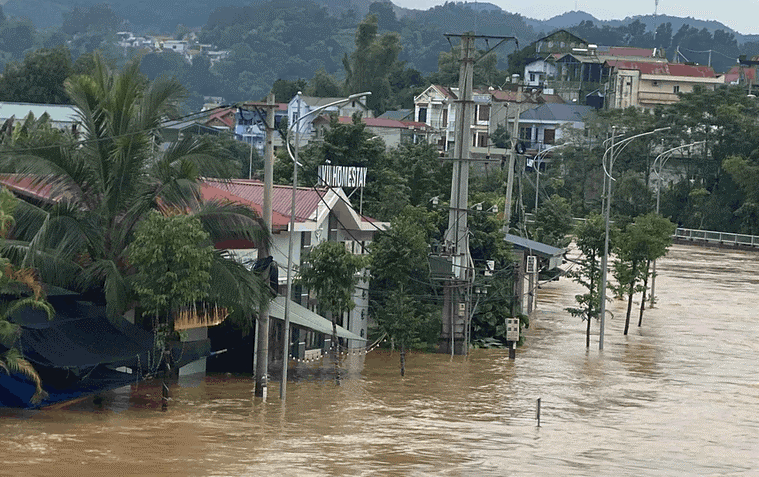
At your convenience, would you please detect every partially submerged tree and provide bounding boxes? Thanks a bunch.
[369,206,438,371]
[566,213,609,348]
[613,213,675,334]
[298,240,365,383]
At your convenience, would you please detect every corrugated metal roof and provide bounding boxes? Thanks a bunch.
[504,233,565,258]
[606,60,717,78]
[0,102,79,124]
[520,103,594,122]
[202,179,324,226]
[270,296,365,341]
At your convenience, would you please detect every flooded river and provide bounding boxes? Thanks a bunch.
[2,244,758,476]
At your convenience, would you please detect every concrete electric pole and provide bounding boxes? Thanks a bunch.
[254,93,275,399]
[439,33,517,355]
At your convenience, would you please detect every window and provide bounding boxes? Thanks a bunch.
[520,127,532,141]
[543,129,555,145]
[442,108,448,126]
[673,85,680,93]
[530,73,536,82]
[477,105,490,122]
[472,131,488,148]
[418,107,427,123]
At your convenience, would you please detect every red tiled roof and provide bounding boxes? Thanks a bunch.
[328,116,430,130]
[606,60,717,78]
[205,107,235,129]
[723,66,757,83]
[0,175,65,202]
[433,85,458,99]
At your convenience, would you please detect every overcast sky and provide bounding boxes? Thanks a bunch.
[393,1,759,35]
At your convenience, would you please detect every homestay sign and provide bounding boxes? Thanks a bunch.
[317,164,367,188]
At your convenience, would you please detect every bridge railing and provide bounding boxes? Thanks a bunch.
[674,228,759,248]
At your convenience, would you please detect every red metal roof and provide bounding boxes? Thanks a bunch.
[606,60,717,78]
[608,47,657,57]
[202,179,326,228]
[205,107,235,129]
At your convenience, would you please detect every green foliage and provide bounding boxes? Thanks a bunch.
[531,194,573,248]
[128,211,214,322]
[343,14,402,114]
[298,240,365,319]
[1,54,271,324]
[612,213,675,333]
[369,206,439,349]
[0,187,52,404]
[566,213,609,347]
[0,46,73,104]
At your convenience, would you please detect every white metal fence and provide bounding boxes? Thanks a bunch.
[674,228,759,248]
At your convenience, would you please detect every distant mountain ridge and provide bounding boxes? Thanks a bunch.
[4,0,756,43]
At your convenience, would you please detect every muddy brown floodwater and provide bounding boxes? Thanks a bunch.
[1,244,758,476]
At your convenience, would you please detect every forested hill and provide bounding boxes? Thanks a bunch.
[0,0,758,110]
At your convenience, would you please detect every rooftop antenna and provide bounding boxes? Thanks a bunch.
[654,0,660,40]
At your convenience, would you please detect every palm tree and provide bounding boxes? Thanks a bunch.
[0,186,53,404]
[0,56,271,328]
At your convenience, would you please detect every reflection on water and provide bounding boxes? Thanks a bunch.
[2,244,759,476]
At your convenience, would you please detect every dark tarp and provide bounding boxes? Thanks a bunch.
[2,295,212,408]
[11,298,154,369]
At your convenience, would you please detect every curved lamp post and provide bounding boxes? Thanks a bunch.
[280,91,371,400]
[648,140,705,307]
[598,126,669,350]
[533,143,573,212]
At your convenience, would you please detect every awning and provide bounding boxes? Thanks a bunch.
[269,297,366,341]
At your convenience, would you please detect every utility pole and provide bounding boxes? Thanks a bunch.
[439,32,517,355]
[254,93,275,399]
[440,32,475,356]
[503,86,523,230]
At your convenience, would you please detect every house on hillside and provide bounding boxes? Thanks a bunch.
[312,115,432,149]
[234,102,289,157]
[605,60,723,109]
[287,94,372,144]
[518,103,595,151]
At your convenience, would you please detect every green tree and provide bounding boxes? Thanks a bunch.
[613,213,675,334]
[0,46,73,104]
[1,55,271,329]
[369,206,439,359]
[531,194,573,248]
[128,211,214,330]
[566,213,609,348]
[298,240,365,382]
[343,14,402,114]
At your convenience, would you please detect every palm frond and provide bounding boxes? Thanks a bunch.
[195,200,270,247]
[208,251,272,334]
[1,349,47,404]
[85,259,130,320]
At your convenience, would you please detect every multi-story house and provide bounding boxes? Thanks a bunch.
[605,60,722,109]
[201,179,388,358]
[234,102,289,157]
[312,115,432,149]
[414,84,567,158]
[518,103,595,151]
[287,94,372,144]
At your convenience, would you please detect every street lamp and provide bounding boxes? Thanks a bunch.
[532,143,573,212]
[648,140,705,307]
[280,91,371,400]
[598,126,669,350]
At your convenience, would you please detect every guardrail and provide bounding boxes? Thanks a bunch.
[674,228,759,248]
